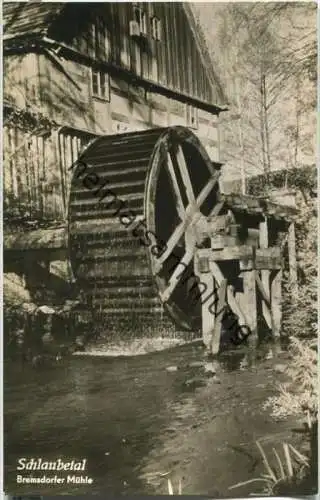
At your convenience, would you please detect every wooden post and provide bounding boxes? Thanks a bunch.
[210,278,227,355]
[259,217,272,331]
[271,269,282,336]
[194,265,216,348]
[288,222,298,289]
[210,261,250,327]
[236,269,258,334]
[255,270,273,330]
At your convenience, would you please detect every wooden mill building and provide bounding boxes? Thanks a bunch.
[3,2,297,350]
[4,2,226,221]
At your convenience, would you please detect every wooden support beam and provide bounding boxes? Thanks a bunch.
[271,269,282,336]
[208,200,225,217]
[210,278,227,355]
[197,215,229,244]
[211,235,238,249]
[236,270,257,334]
[255,270,273,329]
[4,227,67,251]
[207,215,229,233]
[259,217,269,248]
[255,271,271,308]
[259,218,268,248]
[227,286,247,327]
[210,261,248,327]
[288,222,298,289]
[259,217,272,331]
[193,268,216,348]
[197,246,281,270]
[210,245,253,261]
[197,256,210,273]
[239,258,254,271]
[255,247,281,270]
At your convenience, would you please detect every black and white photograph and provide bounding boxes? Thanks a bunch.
[3,1,318,496]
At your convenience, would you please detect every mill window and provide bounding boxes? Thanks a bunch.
[91,17,109,60]
[151,17,161,41]
[91,69,110,101]
[134,6,147,35]
[186,104,199,129]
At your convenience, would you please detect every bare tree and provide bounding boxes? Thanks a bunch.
[193,2,316,190]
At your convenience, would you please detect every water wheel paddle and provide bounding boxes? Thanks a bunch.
[68,126,221,337]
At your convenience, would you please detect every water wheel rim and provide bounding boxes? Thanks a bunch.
[145,126,220,331]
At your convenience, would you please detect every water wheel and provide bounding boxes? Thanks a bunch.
[68,126,221,338]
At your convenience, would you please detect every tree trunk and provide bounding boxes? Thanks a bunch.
[259,74,268,174]
[262,75,271,173]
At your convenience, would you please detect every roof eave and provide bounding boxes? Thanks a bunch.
[183,3,229,108]
[4,34,227,115]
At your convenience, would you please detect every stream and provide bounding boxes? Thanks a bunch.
[4,341,304,496]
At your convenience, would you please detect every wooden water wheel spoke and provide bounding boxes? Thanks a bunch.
[175,144,195,204]
[154,220,186,273]
[196,175,219,209]
[160,245,195,303]
[165,151,185,220]
[209,200,224,217]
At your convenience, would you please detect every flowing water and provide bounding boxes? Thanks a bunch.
[4,341,304,496]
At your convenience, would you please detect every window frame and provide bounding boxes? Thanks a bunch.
[91,17,109,60]
[134,5,147,36]
[185,104,199,130]
[91,68,110,102]
[151,16,161,41]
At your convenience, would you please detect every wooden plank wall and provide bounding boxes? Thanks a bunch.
[3,125,92,221]
[4,126,51,217]
[4,0,224,225]
[53,2,217,107]
[4,104,219,225]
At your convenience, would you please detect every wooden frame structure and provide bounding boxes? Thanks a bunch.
[66,127,298,345]
[194,194,297,353]
[4,128,298,349]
